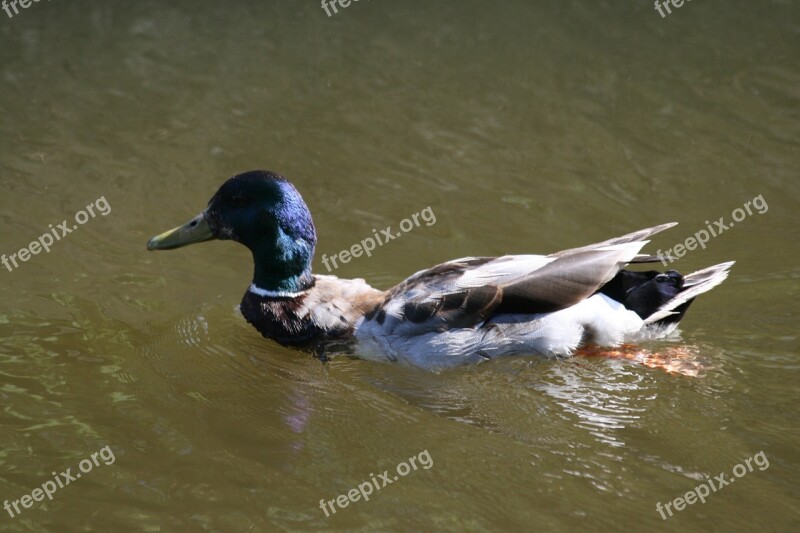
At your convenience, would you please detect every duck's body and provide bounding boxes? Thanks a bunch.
[148,171,733,370]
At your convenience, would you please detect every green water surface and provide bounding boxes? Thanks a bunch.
[0,1,798,531]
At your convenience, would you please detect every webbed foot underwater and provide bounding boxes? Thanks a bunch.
[147,170,733,370]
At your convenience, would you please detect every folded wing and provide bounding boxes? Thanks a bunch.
[366,223,678,337]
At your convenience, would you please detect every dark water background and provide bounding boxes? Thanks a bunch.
[0,1,798,531]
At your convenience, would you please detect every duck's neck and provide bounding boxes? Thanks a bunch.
[250,239,315,296]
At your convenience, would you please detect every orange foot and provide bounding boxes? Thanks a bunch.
[574,344,704,377]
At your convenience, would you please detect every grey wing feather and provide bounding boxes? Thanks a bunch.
[550,222,677,256]
[500,244,643,312]
[370,224,679,336]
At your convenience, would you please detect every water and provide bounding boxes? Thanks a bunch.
[1,0,798,531]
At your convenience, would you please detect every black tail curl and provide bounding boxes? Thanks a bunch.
[598,270,694,325]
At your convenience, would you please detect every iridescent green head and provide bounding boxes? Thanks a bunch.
[147,170,316,293]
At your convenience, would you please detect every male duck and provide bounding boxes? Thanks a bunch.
[147,171,733,369]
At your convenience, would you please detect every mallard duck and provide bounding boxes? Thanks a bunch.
[147,170,733,369]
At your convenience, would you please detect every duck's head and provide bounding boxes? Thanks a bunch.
[147,170,317,294]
